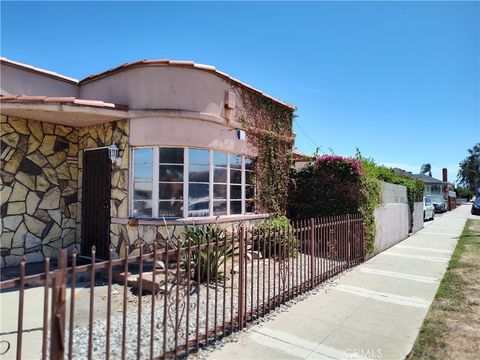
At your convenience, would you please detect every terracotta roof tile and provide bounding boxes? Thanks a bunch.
[16,95,48,101]
[43,97,76,103]
[0,95,128,111]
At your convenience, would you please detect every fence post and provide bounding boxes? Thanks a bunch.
[238,226,245,330]
[361,215,366,262]
[347,215,351,268]
[50,249,67,360]
[310,218,316,288]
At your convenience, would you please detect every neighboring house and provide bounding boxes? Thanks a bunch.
[412,173,446,196]
[293,151,314,170]
[0,57,295,267]
[393,167,457,208]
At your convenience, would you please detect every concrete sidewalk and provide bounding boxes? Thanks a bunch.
[208,205,471,360]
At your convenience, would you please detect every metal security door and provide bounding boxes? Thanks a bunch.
[81,148,111,258]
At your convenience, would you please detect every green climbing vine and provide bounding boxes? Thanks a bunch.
[235,87,295,215]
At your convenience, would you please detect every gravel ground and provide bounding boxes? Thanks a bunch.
[60,253,350,359]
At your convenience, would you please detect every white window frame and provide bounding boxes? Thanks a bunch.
[130,146,255,219]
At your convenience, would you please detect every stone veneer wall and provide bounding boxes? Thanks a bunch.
[1,115,78,267]
[77,119,129,252]
[110,217,268,258]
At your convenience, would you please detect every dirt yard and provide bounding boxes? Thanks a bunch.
[408,219,480,359]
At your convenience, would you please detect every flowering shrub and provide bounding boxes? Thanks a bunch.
[315,155,364,176]
[288,154,381,253]
[288,155,367,219]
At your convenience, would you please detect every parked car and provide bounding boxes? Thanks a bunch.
[424,197,435,221]
[426,195,447,213]
[472,198,480,215]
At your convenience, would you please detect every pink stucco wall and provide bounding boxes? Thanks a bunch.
[0,62,79,97]
[130,115,256,156]
[79,66,244,116]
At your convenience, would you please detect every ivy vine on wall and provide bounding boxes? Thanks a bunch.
[235,87,295,215]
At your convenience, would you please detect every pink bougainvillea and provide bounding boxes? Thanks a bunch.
[315,155,365,176]
[288,154,367,220]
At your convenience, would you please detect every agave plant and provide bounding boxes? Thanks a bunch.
[181,225,234,283]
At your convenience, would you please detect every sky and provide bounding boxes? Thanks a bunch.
[1,1,479,182]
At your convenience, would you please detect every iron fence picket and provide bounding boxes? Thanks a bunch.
[1,214,364,359]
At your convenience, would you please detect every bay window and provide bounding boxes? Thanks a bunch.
[131,147,255,218]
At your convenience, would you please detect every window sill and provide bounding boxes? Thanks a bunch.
[111,213,270,226]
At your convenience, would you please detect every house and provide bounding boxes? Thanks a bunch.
[0,57,295,267]
[293,151,315,170]
[393,167,457,209]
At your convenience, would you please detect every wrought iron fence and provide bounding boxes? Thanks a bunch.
[0,214,364,360]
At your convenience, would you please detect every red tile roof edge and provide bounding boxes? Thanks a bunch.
[0,95,128,111]
[1,57,295,110]
[78,59,296,110]
[0,57,78,84]
[293,151,315,160]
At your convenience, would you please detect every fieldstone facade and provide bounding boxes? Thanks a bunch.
[1,115,78,267]
[110,217,268,259]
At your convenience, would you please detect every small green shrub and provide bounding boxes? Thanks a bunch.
[253,216,298,258]
[181,225,233,283]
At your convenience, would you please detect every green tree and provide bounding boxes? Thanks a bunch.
[457,143,480,195]
[456,186,474,201]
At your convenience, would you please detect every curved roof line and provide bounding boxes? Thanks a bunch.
[78,59,296,110]
[0,57,78,84]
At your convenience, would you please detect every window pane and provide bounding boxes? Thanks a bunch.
[230,154,241,169]
[188,201,209,217]
[230,169,241,184]
[159,183,183,200]
[159,165,184,182]
[246,199,255,213]
[246,171,254,185]
[159,201,183,217]
[189,165,209,182]
[245,157,255,171]
[213,151,227,167]
[133,200,152,217]
[134,148,153,165]
[160,148,183,164]
[230,201,242,215]
[246,185,254,199]
[134,182,152,200]
[214,201,227,216]
[230,185,241,200]
[189,148,209,165]
[189,183,209,202]
[188,183,209,217]
[213,184,227,199]
[214,168,227,183]
[134,165,153,181]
